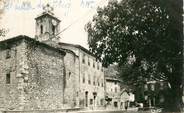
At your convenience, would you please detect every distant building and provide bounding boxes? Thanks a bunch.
[120,90,135,110]
[143,80,168,108]
[135,79,168,108]
[104,65,134,110]
[105,76,122,109]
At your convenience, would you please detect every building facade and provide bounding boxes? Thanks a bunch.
[143,80,168,108]
[59,43,105,110]
[104,65,134,110]
[0,36,66,110]
[135,79,168,109]
[105,77,122,109]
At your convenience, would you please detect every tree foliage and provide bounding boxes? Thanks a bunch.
[85,0,182,111]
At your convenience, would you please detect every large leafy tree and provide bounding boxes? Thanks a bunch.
[85,0,183,111]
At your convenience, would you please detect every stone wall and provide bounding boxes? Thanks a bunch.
[0,37,105,110]
[0,36,66,110]
[25,39,65,110]
[0,39,22,110]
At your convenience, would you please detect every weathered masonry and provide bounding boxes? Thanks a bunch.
[0,36,66,110]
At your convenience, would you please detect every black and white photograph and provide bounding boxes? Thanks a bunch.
[0,0,183,113]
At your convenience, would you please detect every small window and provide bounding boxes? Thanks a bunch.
[82,54,85,64]
[40,25,43,34]
[6,73,10,84]
[93,60,95,68]
[88,75,91,84]
[97,63,99,70]
[93,76,96,85]
[68,72,71,78]
[97,78,100,86]
[88,57,90,66]
[83,74,85,83]
[6,49,11,59]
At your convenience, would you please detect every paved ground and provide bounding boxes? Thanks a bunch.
[71,110,151,113]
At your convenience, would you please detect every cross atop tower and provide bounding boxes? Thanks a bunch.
[43,4,54,15]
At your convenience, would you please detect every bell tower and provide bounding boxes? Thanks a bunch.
[35,4,60,42]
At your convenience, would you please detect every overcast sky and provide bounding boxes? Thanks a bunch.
[0,0,108,48]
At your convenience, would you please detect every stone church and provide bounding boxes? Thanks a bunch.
[0,4,105,111]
